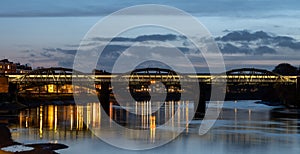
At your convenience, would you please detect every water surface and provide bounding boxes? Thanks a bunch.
[7,100,300,154]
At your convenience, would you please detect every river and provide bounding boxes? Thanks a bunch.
[5,100,300,154]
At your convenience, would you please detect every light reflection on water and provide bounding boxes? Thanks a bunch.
[8,100,300,154]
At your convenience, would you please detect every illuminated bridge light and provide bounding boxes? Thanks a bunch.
[150,80,156,84]
[6,67,298,96]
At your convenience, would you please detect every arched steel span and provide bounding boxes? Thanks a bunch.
[13,67,92,92]
[128,67,181,82]
[126,68,183,101]
[131,67,178,75]
[224,68,293,83]
[16,67,84,82]
[127,67,183,90]
[226,68,280,76]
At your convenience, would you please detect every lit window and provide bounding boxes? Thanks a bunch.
[7,65,10,70]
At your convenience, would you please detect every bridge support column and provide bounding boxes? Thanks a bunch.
[194,83,206,119]
[99,82,110,115]
[296,77,300,108]
[8,82,17,102]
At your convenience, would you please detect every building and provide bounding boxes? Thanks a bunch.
[16,63,32,74]
[0,59,16,74]
[0,59,32,74]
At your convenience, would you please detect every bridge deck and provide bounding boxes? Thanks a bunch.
[7,74,297,83]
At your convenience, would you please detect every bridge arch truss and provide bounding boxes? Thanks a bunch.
[221,68,296,84]
[12,67,94,94]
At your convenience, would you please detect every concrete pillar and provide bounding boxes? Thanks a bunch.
[99,82,110,115]
[194,83,206,119]
[8,82,18,101]
[297,77,300,93]
[296,76,300,107]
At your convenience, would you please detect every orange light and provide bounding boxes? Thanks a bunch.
[150,116,156,129]
[48,84,54,93]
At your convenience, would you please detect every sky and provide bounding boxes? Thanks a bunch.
[0,0,300,72]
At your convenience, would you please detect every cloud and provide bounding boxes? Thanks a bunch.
[21,30,300,72]
[29,53,36,57]
[133,34,182,42]
[277,40,300,50]
[216,30,300,55]
[219,43,251,54]
[39,31,300,56]
[92,34,184,43]
[40,51,54,58]
[254,46,277,55]
[23,48,77,68]
[216,30,271,42]
[89,31,300,56]
[43,48,77,55]
[46,31,300,68]
[218,43,276,55]
[97,44,191,71]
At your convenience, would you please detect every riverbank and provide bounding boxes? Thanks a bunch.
[0,125,68,153]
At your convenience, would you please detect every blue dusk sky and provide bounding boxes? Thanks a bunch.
[0,0,300,72]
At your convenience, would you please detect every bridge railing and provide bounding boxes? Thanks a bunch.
[8,74,298,83]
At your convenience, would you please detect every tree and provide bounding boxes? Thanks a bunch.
[272,63,298,75]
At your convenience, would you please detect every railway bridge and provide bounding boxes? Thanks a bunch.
[5,67,299,108]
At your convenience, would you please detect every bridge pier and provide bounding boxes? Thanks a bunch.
[296,76,300,108]
[99,82,110,115]
[194,83,206,119]
[7,82,18,102]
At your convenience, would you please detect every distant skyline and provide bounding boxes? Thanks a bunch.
[0,0,299,72]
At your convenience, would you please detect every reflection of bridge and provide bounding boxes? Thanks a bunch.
[6,67,299,104]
